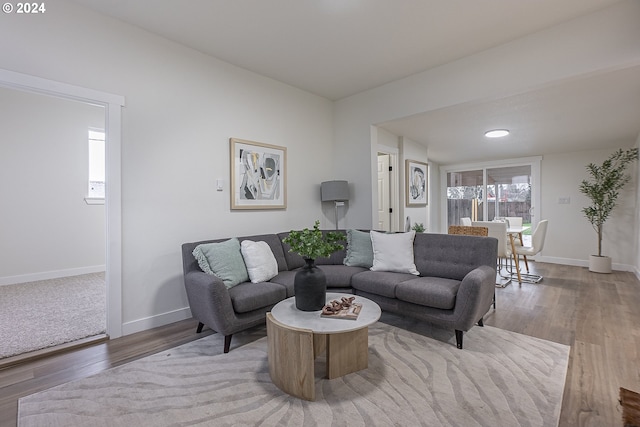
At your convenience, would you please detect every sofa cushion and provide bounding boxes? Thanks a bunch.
[395,277,462,310]
[413,232,497,280]
[317,265,367,288]
[240,240,278,283]
[227,281,286,313]
[343,229,374,268]
[269,271,297,297]
[351,270,417,298]
[370,231,419,275]
[192,238,249,288]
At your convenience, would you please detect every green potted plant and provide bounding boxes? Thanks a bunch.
[283,220,344,311]
[579,148,638,273]
[411,223,425,233]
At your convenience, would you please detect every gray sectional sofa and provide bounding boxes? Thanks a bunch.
[181,230,497,353]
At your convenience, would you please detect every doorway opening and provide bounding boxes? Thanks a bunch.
[0,69,124,351]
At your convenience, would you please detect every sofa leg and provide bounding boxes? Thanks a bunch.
[455,330,463,349]
[477,317,484,327]
[196,322,204,333]
[224,335,232,353]
[493,290,496,309]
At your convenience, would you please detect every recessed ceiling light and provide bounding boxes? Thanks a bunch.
[484,129,510,138]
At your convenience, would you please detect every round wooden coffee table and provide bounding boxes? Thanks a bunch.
[267,293,381,401]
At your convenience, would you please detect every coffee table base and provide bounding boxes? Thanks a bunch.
[266,313,369,401]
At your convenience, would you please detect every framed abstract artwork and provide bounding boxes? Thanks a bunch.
[405,159,428,206]
[230,138,287,210]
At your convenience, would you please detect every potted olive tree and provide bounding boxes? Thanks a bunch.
[579,148,638,273]
[282,220,344,310]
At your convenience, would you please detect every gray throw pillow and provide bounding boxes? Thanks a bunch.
[343,229,374,268]
[192,238,249,288]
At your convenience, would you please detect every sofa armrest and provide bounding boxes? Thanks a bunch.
[451,265,496,331]
[183,270,238,336]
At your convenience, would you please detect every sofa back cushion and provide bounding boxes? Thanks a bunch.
[413,232,497,280]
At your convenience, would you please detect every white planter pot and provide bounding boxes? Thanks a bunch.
[589,255,612,274]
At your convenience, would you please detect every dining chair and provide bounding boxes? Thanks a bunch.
[505,216,528,271]
[460,217,472,226]
[512,220,548,283]
[472,221,512,287]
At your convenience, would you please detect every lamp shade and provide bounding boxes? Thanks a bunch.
[321,180,349,202]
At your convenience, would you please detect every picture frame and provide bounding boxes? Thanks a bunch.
[230,138,287,210]
[405,159,428,206]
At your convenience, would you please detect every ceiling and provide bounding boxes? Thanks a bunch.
[71,0,640,164]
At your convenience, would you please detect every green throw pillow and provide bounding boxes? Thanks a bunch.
[192,238,249,288]
[343,229,374,268]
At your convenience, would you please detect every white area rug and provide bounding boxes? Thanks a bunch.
[18,320,569,427]
[0,273,106,359]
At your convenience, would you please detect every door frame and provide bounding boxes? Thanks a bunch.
[377,145,400,232]
[0,69,125,338]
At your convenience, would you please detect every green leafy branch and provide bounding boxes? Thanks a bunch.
[282,220,344,260]
[579,148,638,256]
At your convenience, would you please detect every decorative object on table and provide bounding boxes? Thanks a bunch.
[321,296,362,320]
[620,387,640,427]
[320,180,349,230]
[282,220,344,311]
[405,159,428,206]
[411,222,425,233]
[230,138,286,210]
[579,148,638,273]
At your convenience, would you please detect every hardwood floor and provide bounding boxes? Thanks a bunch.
[1,262,639,427]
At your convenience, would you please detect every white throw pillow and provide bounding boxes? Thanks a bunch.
[369,230,419,275]
[240,240,279,283]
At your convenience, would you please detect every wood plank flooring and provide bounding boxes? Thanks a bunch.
[1,262,639,427]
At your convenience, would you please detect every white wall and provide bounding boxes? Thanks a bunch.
[333,0,640,266]
[539,149,637,270]
[0,87,106,284]
[399,137,429,231]
[0,1,334,333]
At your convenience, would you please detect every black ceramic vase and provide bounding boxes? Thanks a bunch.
[294,258,327,311]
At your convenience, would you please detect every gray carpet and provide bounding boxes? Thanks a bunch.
[0,272,106,359]
[18,316,569,427]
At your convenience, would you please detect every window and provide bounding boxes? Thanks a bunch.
[87,128,105,202]
[441,157,541,240]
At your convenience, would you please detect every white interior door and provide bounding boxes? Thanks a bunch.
[377,154,390,231]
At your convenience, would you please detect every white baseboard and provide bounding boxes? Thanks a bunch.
[0,265,106,286]
[121,307,193,336]
[535,256,636,272]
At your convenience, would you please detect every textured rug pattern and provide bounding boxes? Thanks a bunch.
[0,272,106,358]
[18,321,569,427]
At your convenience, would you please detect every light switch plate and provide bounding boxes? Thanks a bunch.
[216,179,224,191]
